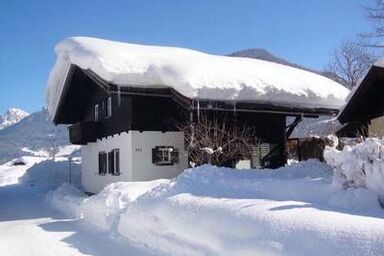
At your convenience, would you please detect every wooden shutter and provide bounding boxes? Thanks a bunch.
[152,148,157,163]
[99,152,107,174]
[115,149,120,174]
[171,148,179,164]
[108,151,114,174]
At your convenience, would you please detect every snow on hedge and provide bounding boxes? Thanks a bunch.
[324,138,384,199]
[46,37,349,118]
[19,157,81,187]
[49,160,384,256]
[0,156,46,185]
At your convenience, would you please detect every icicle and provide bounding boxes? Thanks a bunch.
[190,110,194,147]
[117,86,121,106]
[233,103,237,116]
[197,100,200,121]
[189,102,195,148]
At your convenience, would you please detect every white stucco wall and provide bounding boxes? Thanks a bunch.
[81,131,187,193]
[131,131,188,181]
[82,132,133,194]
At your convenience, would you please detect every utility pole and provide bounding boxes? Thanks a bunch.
[68,156,73,185]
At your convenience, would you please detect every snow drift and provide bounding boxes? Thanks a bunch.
[0,156,46,186]
[46,37,349,119]
[49,179,168,231]
[19,157,81,187]
[49,160,384,256]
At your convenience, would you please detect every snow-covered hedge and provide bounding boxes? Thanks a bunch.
[19,157,81,187]
[324,138,384,199]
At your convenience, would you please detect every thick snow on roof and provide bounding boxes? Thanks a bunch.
[46,37,349,118]
[374,57,384,68]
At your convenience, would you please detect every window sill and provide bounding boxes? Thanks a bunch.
[154,163,176,166]
[96,173,121,176]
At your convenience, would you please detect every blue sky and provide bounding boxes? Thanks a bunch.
[0,0,372,114]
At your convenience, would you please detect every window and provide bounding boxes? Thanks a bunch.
[152,146,178,166]
[98,152,107,175]
[105,96,112,118]
[108,149,120,175]
[99,150,120,175]
[251,143,272,168]
[95,104,99,122]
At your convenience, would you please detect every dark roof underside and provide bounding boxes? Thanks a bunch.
[338,66,384,124]
[53,65,341,125]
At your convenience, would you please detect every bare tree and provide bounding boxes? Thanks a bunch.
[325,39,375,88]
[48,133,59,160]
[175,111,260,167]
[362,0,384,46]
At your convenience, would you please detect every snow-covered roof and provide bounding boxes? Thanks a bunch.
[338,60,384,124]
[46,37,349,118]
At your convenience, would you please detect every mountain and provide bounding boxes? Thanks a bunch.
[0,108,76,164]
[0,108,29,130]
[228,48,336,78]
[229,48,344,138]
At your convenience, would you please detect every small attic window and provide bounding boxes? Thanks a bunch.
[95,104,99,122]
[105,96,112,119]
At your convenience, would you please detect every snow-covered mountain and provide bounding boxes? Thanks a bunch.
[229,48,313,72]
[230,48,346,138]
[0,108,77,164]
[0,108,29,130]
[229,48,337,81]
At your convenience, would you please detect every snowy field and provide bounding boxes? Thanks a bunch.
[0,157,154,256]
[50,159,384,255]
[1,144,384,255]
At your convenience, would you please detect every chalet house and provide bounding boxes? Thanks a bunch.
[337,62,384,138]
[46,37,349,193]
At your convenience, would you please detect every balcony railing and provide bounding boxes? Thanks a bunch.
[68,122,100,145]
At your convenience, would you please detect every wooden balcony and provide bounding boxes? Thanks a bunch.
[68,122,100,145]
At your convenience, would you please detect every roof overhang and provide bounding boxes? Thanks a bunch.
[53,65,341,125]
[338,65,384,124]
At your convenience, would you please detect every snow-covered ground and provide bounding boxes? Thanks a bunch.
[0,157,155,256]
[49,160,384,256]
[1,152,384,255]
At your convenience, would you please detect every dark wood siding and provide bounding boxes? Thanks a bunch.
[61,66,287,167]
[131,95,183,131]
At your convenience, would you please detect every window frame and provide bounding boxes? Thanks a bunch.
[152,146,178,166]
[98,151,107,175]
[94,104,99,122]
[107,148,120,175]
[105,96,112,119]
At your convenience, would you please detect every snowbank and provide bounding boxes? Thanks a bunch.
[19,157,81,187]
[324,138,384,198]
[80,180,168,231]
[46,37,349,118]
[47,183,86,217]
[117,162,384,255]
[48,160,384,255]
[0,156,46,186]
[49,179,168,231]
